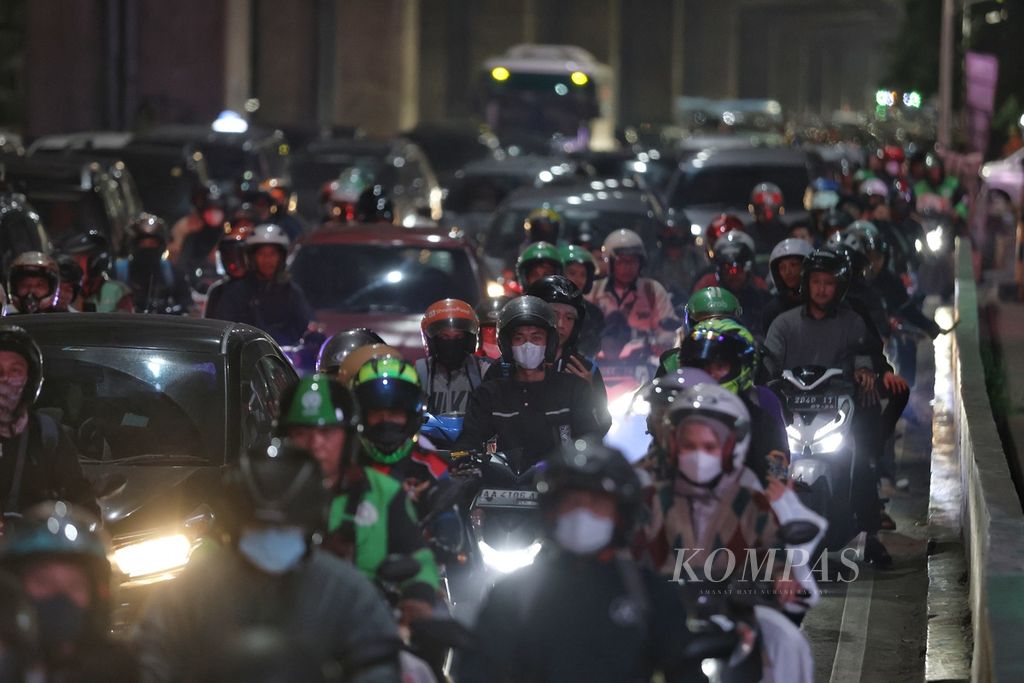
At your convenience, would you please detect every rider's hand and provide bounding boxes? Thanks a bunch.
[854,368,879,406]
[399,598,434,626]
[403,479,431,502]
[564,355,592,384]
[883,372,909,395]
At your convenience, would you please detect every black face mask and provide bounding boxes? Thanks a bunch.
[32,594,86,661]
[132,247,164,278]
[365,421,409,454]
[433,337,470,371]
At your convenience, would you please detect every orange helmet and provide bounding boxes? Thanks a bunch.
[705,214,744,259]
[421,298,479,365]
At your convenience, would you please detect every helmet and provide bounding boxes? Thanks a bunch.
[822,208,854,235]
[559,244,596,294]
[847,220,889,262]
[276,374,362,433]
[680,319,758,394]
[826,230,870,281]
[712,230,755,275]
[769,238,814,295]
[337,343,402,386]
[523,208,562,244]
[56,230,112,280]
[806,187,840,212]
[315,328,385,375]
[535,437,642,546]
[351,357,426,465]
[882,145,905,163]
[128,213,169,250]
[749,182,784,220]
[515,241,563,287]
[247,224,290,252]
[800,248,850,306]
[0,326,43,410]
[526,275,586,352]
[7,252,60,314]
[421,299,479,365]
[475,296,509,359]
[859,178,889,201]
[889,177,916,218]
[601,228,647,269]
[355,185,394,224]
[55,254,84,301]
[496,295,559,365]
[924,152,945,183]
[684,287,743,328]
[663,382,752,474]
[0,501,112,640]
[705,214,745,258]
[644,368,717,455]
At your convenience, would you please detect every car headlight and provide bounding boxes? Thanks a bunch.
[478,540,542,574]
[112,534,194,586]
[815,431,844,453]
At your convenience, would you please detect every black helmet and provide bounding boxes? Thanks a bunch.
[821,208,854,235]
[826,229,870,281]
[800,249,850,306]
[526,275,586,352]
[475,296,509,329]
[315,328,386,375]
[0,325,43,411]
[536,437,642,546]
[355,185,394,224]
[128,213,169,250]
[56,230,111,280]
[224,440,329,538]
[496,295,559,364]
[55,254,84,301]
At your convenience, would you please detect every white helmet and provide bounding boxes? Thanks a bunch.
[663,382,751,473]
[247,223,291,251]
[769,237,814,268]
[602,228,646,266]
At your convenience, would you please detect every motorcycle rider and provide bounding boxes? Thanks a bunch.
[1,502,138,682]
[914,152,968,221]
[315,328,386,376]
[691,231,769,337]
[682,286,743,332]
[762,237,815,330]
[746,182,789,262]
[525,275,611,434]
[0,325,98,518]
[6,252,61,314]
[515,241,563,291]
[136,440,402,682]
[416,299,490,417]
[763,249,893,566]
[474,296,508,361]
[169,185,227,264]
[648,223,705,303]
[113,213,189,314]
[57,231,134,313]
[588,228,676,350]
[457,437,699,683]
[203,224,251,319]
[276,377,441,626]
[637,368,717,482]
[454,296,601,472]
[55,254,84,312]
[522,207,562,245]
[559,243,604,357]
[820,207,855,243]
[207,224,312,346]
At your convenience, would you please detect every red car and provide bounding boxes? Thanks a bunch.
[289,224,487,359]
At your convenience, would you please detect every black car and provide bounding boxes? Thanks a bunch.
[14,314,297,627]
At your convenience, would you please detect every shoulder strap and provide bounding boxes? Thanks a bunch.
[2,429,30,514]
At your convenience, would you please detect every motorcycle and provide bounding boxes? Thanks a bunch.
[914,205,956,299]
[770,366,858,551]
[600,340,660,463]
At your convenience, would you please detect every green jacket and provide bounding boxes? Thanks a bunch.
[327,467,440,603]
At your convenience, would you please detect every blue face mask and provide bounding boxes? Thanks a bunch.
[238,526,307,575]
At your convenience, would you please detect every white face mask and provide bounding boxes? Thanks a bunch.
[512,342,546,370]
[238,526,307,575]
[678,450,723,485]
[553,508,615,555]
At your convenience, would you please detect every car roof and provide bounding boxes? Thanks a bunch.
[26,132,132,155]
[457,155,571,178]
[0,156,108,187]
[132,125,283,148]
[13,314,273,354]
[300,224,469,249]
[678,146,812,169]
[497,182,655,214]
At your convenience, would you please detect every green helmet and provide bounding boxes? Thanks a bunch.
[277,374,361,431]
[680,318,759,394]
[684,287,743,328]
[516,241,563,287]
[559,244,596,294]
[351,357,426,465]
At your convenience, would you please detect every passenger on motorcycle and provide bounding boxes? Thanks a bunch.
[682,286,743,333]
[336,343,403,386]
[416,299,490,417]
[560,243,605,357]
[746,181,790,260]
[453,296,601,472]
[458,437,698,683]
[315,328,386,376]
[474,296,508,361]
[2,502,138,682]
[206,224,312,346]
[57,231,134,313]
[762,237,815,331]
[637,367,716,482]
[7,252,60,314]
[588,228,676,350]
[277,376,441,627]
[691,231,769,337]
[525,275,611,434]
[639,383,817,682]
[516,241,562,291]
[114,213,189,314]
[204,224,251,319]
[137,439,402,682]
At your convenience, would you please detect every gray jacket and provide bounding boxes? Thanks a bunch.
[763,303,873,378]
[135,545,401,683]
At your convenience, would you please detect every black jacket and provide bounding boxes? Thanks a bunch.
[206,274,313,346]
[0,412,98,518]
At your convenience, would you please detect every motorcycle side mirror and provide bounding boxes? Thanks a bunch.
[409,617,475,651]
[377,554,421,585]
[92,473,127,500]
[779,520,821,546]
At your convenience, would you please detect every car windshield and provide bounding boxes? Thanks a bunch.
[667,164,810,210]
[485,206,660,259]
[35,346,226,464]
[445,174,531,214]
[290,243,480,313]
[23,191,113,244]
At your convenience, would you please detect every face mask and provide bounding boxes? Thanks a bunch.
[433,337,469,371]
[202,208,225,227]
[512,342,546,370]
[678,450,723,485]
[553,508,615,555]
[32,594,86,660]
[238,526,307,575]
[365,421,409,454]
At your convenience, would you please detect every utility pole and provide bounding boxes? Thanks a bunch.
[939,0,954,149]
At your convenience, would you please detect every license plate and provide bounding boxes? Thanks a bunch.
[475,488,540,509]
[788,394,836,411]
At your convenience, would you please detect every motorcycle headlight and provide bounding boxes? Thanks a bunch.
[112,534,194,586]
[815,431,844,453]
[486,280,506,298]
[478,539,542,574]
[812,408,849,441]
[926,227,944,253]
